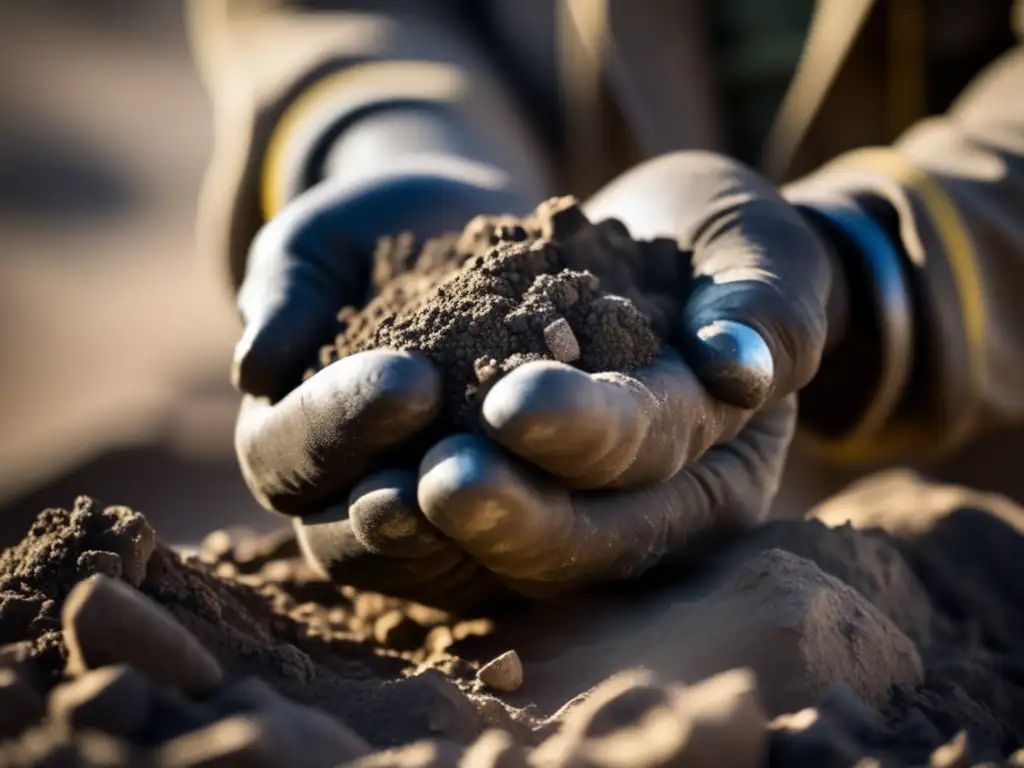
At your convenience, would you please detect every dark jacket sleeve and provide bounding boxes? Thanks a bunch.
[789,43,1024,463]
[186,0,553,292]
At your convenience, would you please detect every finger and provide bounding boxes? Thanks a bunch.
[295,466,496,608]
[480,348,750,489]
[417,434,576,581]
[235,170,535,399]
[347,469,451,559]
[419,398,795,591]
[677,159,830,409]
[295,512,490,611]
[583,152,830,409]
[235,349,441,515]
[234,181,370,399]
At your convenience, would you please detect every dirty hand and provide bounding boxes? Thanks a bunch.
[233,163,539,606]
[300,152,840,602]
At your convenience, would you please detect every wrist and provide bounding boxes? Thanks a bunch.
[785,191,915,458]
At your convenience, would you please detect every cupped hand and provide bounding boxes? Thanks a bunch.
[233,164,536,608]
[295,151,838,604]
[414,353,796,597]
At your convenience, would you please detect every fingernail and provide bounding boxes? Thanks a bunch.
[692,320,774,408]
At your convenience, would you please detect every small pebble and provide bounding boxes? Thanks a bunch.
[104,507,156,587]
[473,357,499,384]
[76,551,122,580]
[49,665,152,737]
[476,650,523,692]
[543,318,580,364]
[62,574,224,696]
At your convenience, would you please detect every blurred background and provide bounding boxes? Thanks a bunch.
[0,0,279,548]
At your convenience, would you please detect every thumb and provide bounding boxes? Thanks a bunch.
[581,152,832,410]
[680,159,832,409]
[234,179,371,400]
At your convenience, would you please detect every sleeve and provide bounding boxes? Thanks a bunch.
[185,0,553,293]
[786,43,1024,465]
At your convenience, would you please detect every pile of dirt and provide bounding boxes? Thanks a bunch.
[309,197,690,430]
[1,476,1023,766]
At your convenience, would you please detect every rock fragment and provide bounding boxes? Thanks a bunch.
[474,357,499,384]
[103,504,156,587]
[76,550,123,580]
[543,318,580,363]
[0,665,44,738]
[49,665,152,737]
[476,650,524,692]
[62,574,224,696]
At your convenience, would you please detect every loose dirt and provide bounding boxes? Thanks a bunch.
[310,197,690,431]
[0,471,1022,766]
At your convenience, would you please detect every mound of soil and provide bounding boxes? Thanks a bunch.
[309,197,691,430]
[1,474,1023,766]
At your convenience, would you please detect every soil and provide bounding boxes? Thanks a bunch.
[309,197,690,431]
[0,471,1023,766]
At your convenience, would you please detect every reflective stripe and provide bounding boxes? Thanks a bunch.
[260,70,351,219]
[260,61,468,219]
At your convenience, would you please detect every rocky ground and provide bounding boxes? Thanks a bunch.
[0,469,1022,766]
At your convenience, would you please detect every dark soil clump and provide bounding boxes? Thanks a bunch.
[311,197,691,431]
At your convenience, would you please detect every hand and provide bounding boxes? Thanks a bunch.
[233,163,536,608]
[584,151,836,410]
[297,152,839,602]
